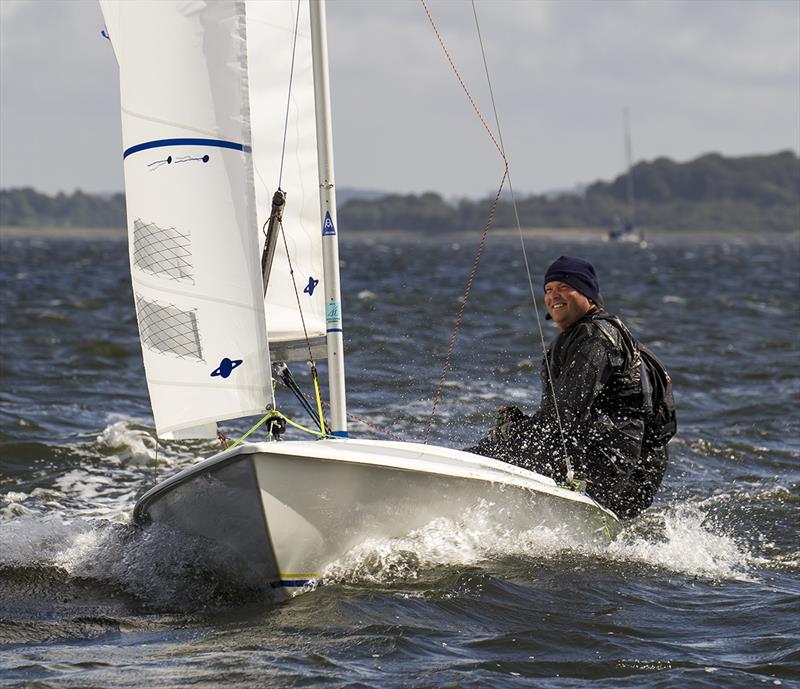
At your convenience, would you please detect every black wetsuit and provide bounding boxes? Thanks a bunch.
[467,308,667,519]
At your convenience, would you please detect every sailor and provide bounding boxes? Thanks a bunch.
[465,255,670,519]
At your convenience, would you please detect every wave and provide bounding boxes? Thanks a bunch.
[0,494,761,622]
[94,419,159,466]
[1,427,791,620]
[0,515,274,620]
[0,419,212,523]
[606,503,765,580]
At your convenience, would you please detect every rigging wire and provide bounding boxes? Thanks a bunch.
[277,0,302,191]
[469,1,573,482]
[277,216,329,434]
[152,436,159,484]
[290,384,407,442]
[420,0,509,444]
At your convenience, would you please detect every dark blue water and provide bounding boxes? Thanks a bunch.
[1,231,798,688]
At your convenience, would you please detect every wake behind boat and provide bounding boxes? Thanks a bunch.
[99,0,619,599]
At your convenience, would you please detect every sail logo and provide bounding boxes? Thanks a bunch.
[326,301,341,325]
[322,212,336,236]
[304,276,319,296]
[211,357,243,379]
[148,154,210,170]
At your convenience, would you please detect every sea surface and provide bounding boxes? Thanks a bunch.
[1,231,798,688]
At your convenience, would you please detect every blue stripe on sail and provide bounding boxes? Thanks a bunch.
[123,138,251,159]
[327,328,343,333]
[332,431,349,438]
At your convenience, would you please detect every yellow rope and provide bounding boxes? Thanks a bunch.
[280,411,328,437]
[311,366,326,434]
[226,413,273,449]
[226,409,328,450]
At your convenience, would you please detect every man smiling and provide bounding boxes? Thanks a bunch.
[465,256,671,519]
[543,255,601,332]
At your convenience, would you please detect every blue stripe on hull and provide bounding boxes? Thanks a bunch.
[270,579,311,589]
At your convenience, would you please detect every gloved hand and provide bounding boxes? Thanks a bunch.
[489,404,526,442]
[496,404,525,425]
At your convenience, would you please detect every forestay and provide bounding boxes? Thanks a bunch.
[100,0,272,439]
[246,1,327,362]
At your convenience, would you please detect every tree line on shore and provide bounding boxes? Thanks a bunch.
[2,150,797,233]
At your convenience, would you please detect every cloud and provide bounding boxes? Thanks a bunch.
[1,0,797,197]
[1,0,122,193]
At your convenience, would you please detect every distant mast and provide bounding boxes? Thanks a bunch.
[623,106,636,231]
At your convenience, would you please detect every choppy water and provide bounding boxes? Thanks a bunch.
[1,231,798,688]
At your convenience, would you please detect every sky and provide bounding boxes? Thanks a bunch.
[1,0,798,199]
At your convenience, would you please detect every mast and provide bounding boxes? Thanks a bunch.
[623,106,636,228]
[310,0,348,437]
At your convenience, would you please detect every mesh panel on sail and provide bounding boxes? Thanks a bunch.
[135,295,204,361]
[133,218,194,284]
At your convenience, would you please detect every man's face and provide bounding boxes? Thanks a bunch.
[544,281,593,331]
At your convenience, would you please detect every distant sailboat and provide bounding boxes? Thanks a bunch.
[99,0,619,599]
[609,107,646,245]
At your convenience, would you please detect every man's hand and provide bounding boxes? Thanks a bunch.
[489,404,526,441]
[496,404,525,425]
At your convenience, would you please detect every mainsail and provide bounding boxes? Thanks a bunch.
[100,0,272,438]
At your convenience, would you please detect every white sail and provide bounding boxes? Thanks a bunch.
[100,0,272,438]
[246,1,327,361]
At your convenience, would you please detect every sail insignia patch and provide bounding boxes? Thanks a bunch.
[322,211,336,236]
[211,357,243,379]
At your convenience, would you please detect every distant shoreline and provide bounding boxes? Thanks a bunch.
[1,226,797,242]
[0,226,126,239]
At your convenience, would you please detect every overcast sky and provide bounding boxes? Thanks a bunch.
[1,0,798,199]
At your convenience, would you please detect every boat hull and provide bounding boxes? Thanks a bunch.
[134,439,618,595]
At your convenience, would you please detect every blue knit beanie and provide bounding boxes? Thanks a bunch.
[543,256,603,306]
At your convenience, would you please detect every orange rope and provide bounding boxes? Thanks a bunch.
[421,0,507,162]
[420,0,509,443]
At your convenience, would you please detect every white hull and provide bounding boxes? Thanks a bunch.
[606,231,647,247]
[134,439,619,596]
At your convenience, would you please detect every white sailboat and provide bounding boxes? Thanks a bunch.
[609,106,646,246]
[100,0,618,597]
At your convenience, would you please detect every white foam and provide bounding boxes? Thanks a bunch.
[322,504,503,584]
[608,504,760,580]
[3,419,199,522]
[322,499,760,586]
[0,514,261,611]
[323,502,586,585]
[0,515,95,566]
[96,420,157,466]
